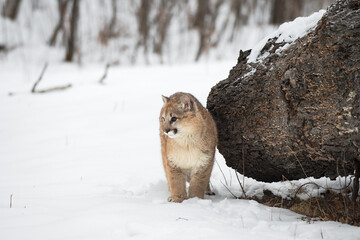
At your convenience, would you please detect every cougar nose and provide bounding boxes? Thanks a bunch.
[165,129,170,133]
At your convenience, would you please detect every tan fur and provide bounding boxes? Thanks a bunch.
[159,92,217,202]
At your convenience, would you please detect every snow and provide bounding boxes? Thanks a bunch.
[247,10,326,63]
[1,60,360,240]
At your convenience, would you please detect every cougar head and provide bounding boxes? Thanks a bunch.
[160,93,196,139]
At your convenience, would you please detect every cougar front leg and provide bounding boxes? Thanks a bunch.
[167,165,187,203]
[188,166,212,199]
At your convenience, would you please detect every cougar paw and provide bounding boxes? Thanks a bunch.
[168,196,185,203]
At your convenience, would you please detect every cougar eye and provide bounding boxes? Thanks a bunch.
[170,117,177,122]
[161,117,165,122]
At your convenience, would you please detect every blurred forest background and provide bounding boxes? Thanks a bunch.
[0,0,334,65]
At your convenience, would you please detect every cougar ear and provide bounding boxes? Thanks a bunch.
[179,95,193,111]
[162,95,169,103]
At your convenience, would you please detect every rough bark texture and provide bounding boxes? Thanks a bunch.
[1,0,22,21]
[193,0,224,61]
[65,0,80,62]
[153,0,175,59]
[134,0,152,61]
[270,0,304,24]
[207,0,360,182]
[48,0,69,46]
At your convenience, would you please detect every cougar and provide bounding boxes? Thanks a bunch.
[159,92,217,202]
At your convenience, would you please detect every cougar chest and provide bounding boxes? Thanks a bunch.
[167,137,210,170]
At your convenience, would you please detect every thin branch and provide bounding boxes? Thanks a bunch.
[10,194,13,208]
[352,159,360,202]
[293,179,353,199]
[242,136,246,193]
[99,63,111,85]
[215,159,228,186]
[48,0,69,46]
[35,84,72,94]
[286,146,308,178]
[31,62,72,94]
[235,170,247,198]
[32,62,49,93]
[220,181,239,199]
[99,61,119,85]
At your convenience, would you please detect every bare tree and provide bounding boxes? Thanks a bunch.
[48,0,69,46]
[153,0,175,61]
[194,0,224,61]
[231,0,244,29]
[2,0,22,21]
[137,0,151,47]
[98,0,120,46]
[270,0,304,24]
[133,0,152,63]
[65,0,80,62]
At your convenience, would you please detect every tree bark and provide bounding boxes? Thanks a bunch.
[153,0,175,59]
[352,158,360,202]
[194,0,224,61]
[207,0,360,182]
[98,0,120,46]
[136,0,151,51]
[1,0,22,21]
[271,0,304,24]
[48,0,69,46]
[65,0,80,62]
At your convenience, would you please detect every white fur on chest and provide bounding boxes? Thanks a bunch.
[168,147,210,170]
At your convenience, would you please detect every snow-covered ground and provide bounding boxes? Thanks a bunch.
[1,59,359,240]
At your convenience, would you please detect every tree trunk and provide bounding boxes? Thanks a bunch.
[98,0,120,46]
[48,0,69,46]
[65,0,80,62]
[194,0,224,61]
[2,0,22,21]
[271,0,304,24]
[136,0,151,51]
[207,0,360,182]
[153,0,175,59]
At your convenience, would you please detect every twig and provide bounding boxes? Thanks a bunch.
[320,227,324,239]
[279,197,283,221]
[31,62,72,94]
[242,136,246,193]
[293,180,353,199]
[34,84,72,93]
[32,62,49,93]
[99,63,111,85]
[220,181,239,199]
[228,168,232,186]
[232,136,247,198]
[99,61,119,85]
[352,159,360,202]
[10,194,13,208]
[215,159,228,186]
[235,170,247,198]
[287,146,308,178]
